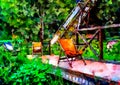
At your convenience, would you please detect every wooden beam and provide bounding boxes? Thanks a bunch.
[78,24,120,31]
[76,33,79,48]
[80,30,99,56]
[77,32,98,57]
[99,28,103,60]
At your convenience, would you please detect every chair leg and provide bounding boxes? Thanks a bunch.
[58,58,60,65]
[58,56,72,68]
[66,56,72,68]
[80,55,86,65]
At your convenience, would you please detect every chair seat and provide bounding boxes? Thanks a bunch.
[33,46,41,52]
[59,39,83,56]
[65,50,83,57]
[32,42,42,55]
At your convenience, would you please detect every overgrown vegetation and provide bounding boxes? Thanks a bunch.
[0,0,120,84]
[0,0,76,41]
[0,42,65,85]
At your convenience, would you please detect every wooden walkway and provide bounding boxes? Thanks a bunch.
[42,55,120,85]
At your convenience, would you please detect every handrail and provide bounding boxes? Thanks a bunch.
[78,24,120,31]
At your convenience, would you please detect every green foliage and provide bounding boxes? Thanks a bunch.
[0,0,35,27]
[98,0,120,25]
[0,0,39,40]
[0,42,28,84]
[0,0,120,41]
[0,0,76,41]
[1,0,120,84]
[0,22,11,40]
[51,43,61,55]
[8,59,51,85]
[104,41,120,61]
[0,41,64,85]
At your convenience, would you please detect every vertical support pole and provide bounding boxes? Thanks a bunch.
[48,40,51,55]
[76,33,79,48]
[99,28,103,60]
[40,26,43,55]
[40,13,44,55]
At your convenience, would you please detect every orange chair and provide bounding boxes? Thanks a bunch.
[58,39,86,67]
[32,42,42,57]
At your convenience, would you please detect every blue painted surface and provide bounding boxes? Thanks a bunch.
[76,0,81,3]
[3,42,13,51]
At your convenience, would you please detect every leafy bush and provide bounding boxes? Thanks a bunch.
[98,0,120,24]
[104,40,120,61]
[0,41,64,85]
[0,0,76,41]
[7,59,60,85]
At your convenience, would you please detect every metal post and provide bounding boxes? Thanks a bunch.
[99,28,103,60]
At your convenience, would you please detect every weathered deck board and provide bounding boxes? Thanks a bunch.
[42,55,120,84]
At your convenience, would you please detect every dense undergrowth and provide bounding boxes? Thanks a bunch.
[0,42,66,85]
[0,0,120,84]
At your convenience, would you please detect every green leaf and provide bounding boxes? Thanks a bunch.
[108,0,112,5]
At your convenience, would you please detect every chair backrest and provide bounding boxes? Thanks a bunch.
[59,39,78,56]
[32,42,42,53]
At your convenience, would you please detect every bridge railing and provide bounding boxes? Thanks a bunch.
[77,24,120,61]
